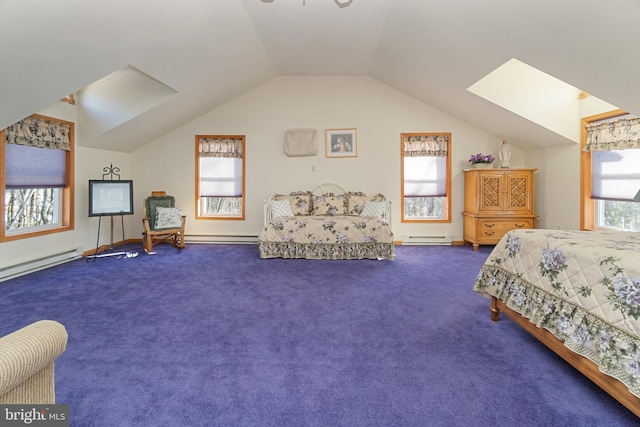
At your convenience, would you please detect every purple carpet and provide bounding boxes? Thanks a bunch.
[0,244,637,426]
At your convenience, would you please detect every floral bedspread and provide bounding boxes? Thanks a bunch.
[474,229,640,397]
[258,215,394,260]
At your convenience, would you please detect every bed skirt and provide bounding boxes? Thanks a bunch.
[258,241,394,260]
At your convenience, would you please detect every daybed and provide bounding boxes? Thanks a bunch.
[473,229,640,417]
[258,183,394,260]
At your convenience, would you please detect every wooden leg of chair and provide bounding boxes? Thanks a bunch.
[144,233,153,253]
[178,218,186,249]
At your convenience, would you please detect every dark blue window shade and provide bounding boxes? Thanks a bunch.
[5,143,66,189]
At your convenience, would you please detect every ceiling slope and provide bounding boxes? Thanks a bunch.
[241,0,392,75]
[368,0,640,150]
[1,0,639,152]
[0,0,277,152]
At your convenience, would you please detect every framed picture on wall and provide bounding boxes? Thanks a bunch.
[325,128,357,158]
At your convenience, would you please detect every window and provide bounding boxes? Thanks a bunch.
[195,135,245,220]
[401,132,451,222]
[1,114,74,241]
[595,199,640,232]
[581,110,640,231]
[592,148,640,231]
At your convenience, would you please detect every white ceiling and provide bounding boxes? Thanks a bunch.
[1,0,639,152]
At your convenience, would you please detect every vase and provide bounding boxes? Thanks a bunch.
[472,162,493,169]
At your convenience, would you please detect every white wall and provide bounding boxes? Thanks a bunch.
[526,145,581,230]
[130,76,522,241]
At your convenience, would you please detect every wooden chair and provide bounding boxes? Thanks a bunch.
[142,191,186,252]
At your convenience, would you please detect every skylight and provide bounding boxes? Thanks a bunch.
[76,65,178,142]
[467,58,582,143]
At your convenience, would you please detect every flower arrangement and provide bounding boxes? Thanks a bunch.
[468,153,495,164]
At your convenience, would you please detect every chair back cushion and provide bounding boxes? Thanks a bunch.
[146,196,175,230]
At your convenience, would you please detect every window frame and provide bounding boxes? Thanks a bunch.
[1,114,75,242]
[194,134,246,221]
[580,108,626,231]
[400,132,452,223]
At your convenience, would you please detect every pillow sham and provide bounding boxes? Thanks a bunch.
[360,201,386,219]
[289,191,313,215]
[369,193,387,202]
[271,199,294,218]
[275,191,313,215]
[346,191,368,215]
[312,194,346,216]
[155,207,182,229]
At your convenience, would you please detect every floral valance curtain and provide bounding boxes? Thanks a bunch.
[5,115,71,151]
[403,134,448,157]
[584,116,640,152]
[199,137,243,159]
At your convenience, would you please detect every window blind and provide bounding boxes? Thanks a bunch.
[5,143,66,189]
[591,148,640,202]
[403,156,446,197]
[199,157,242,197]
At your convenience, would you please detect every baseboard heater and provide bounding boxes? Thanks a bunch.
[0,247,82,282]
[401,235,452,245]
[185,234,258,244]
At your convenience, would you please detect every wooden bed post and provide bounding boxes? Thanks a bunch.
[490,296,501,322]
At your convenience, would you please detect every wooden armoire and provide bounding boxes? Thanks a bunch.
[462,168,538,250]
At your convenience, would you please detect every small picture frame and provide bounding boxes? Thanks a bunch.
[325,128,357,158]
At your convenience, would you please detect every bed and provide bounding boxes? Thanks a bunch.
[258,183,394,260]
[473,228,640,416]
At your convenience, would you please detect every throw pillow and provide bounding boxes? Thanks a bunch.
[288,191,313,215]
[346,191,368,215]
[360,201,386,219]
[155,207,182,229]
[275,191,312,215]
[312,194,346,216]
[271,199,294,218]
[369,193,387,202]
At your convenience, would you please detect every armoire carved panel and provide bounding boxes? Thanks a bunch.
[463,169,537,250]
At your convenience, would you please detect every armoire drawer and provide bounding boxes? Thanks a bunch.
[478,219,534,237]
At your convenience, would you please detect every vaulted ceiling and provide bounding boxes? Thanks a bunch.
[1,0,638,153]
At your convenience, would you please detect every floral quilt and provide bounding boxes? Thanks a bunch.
[258,216,394,260]
[474,229,640,397]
